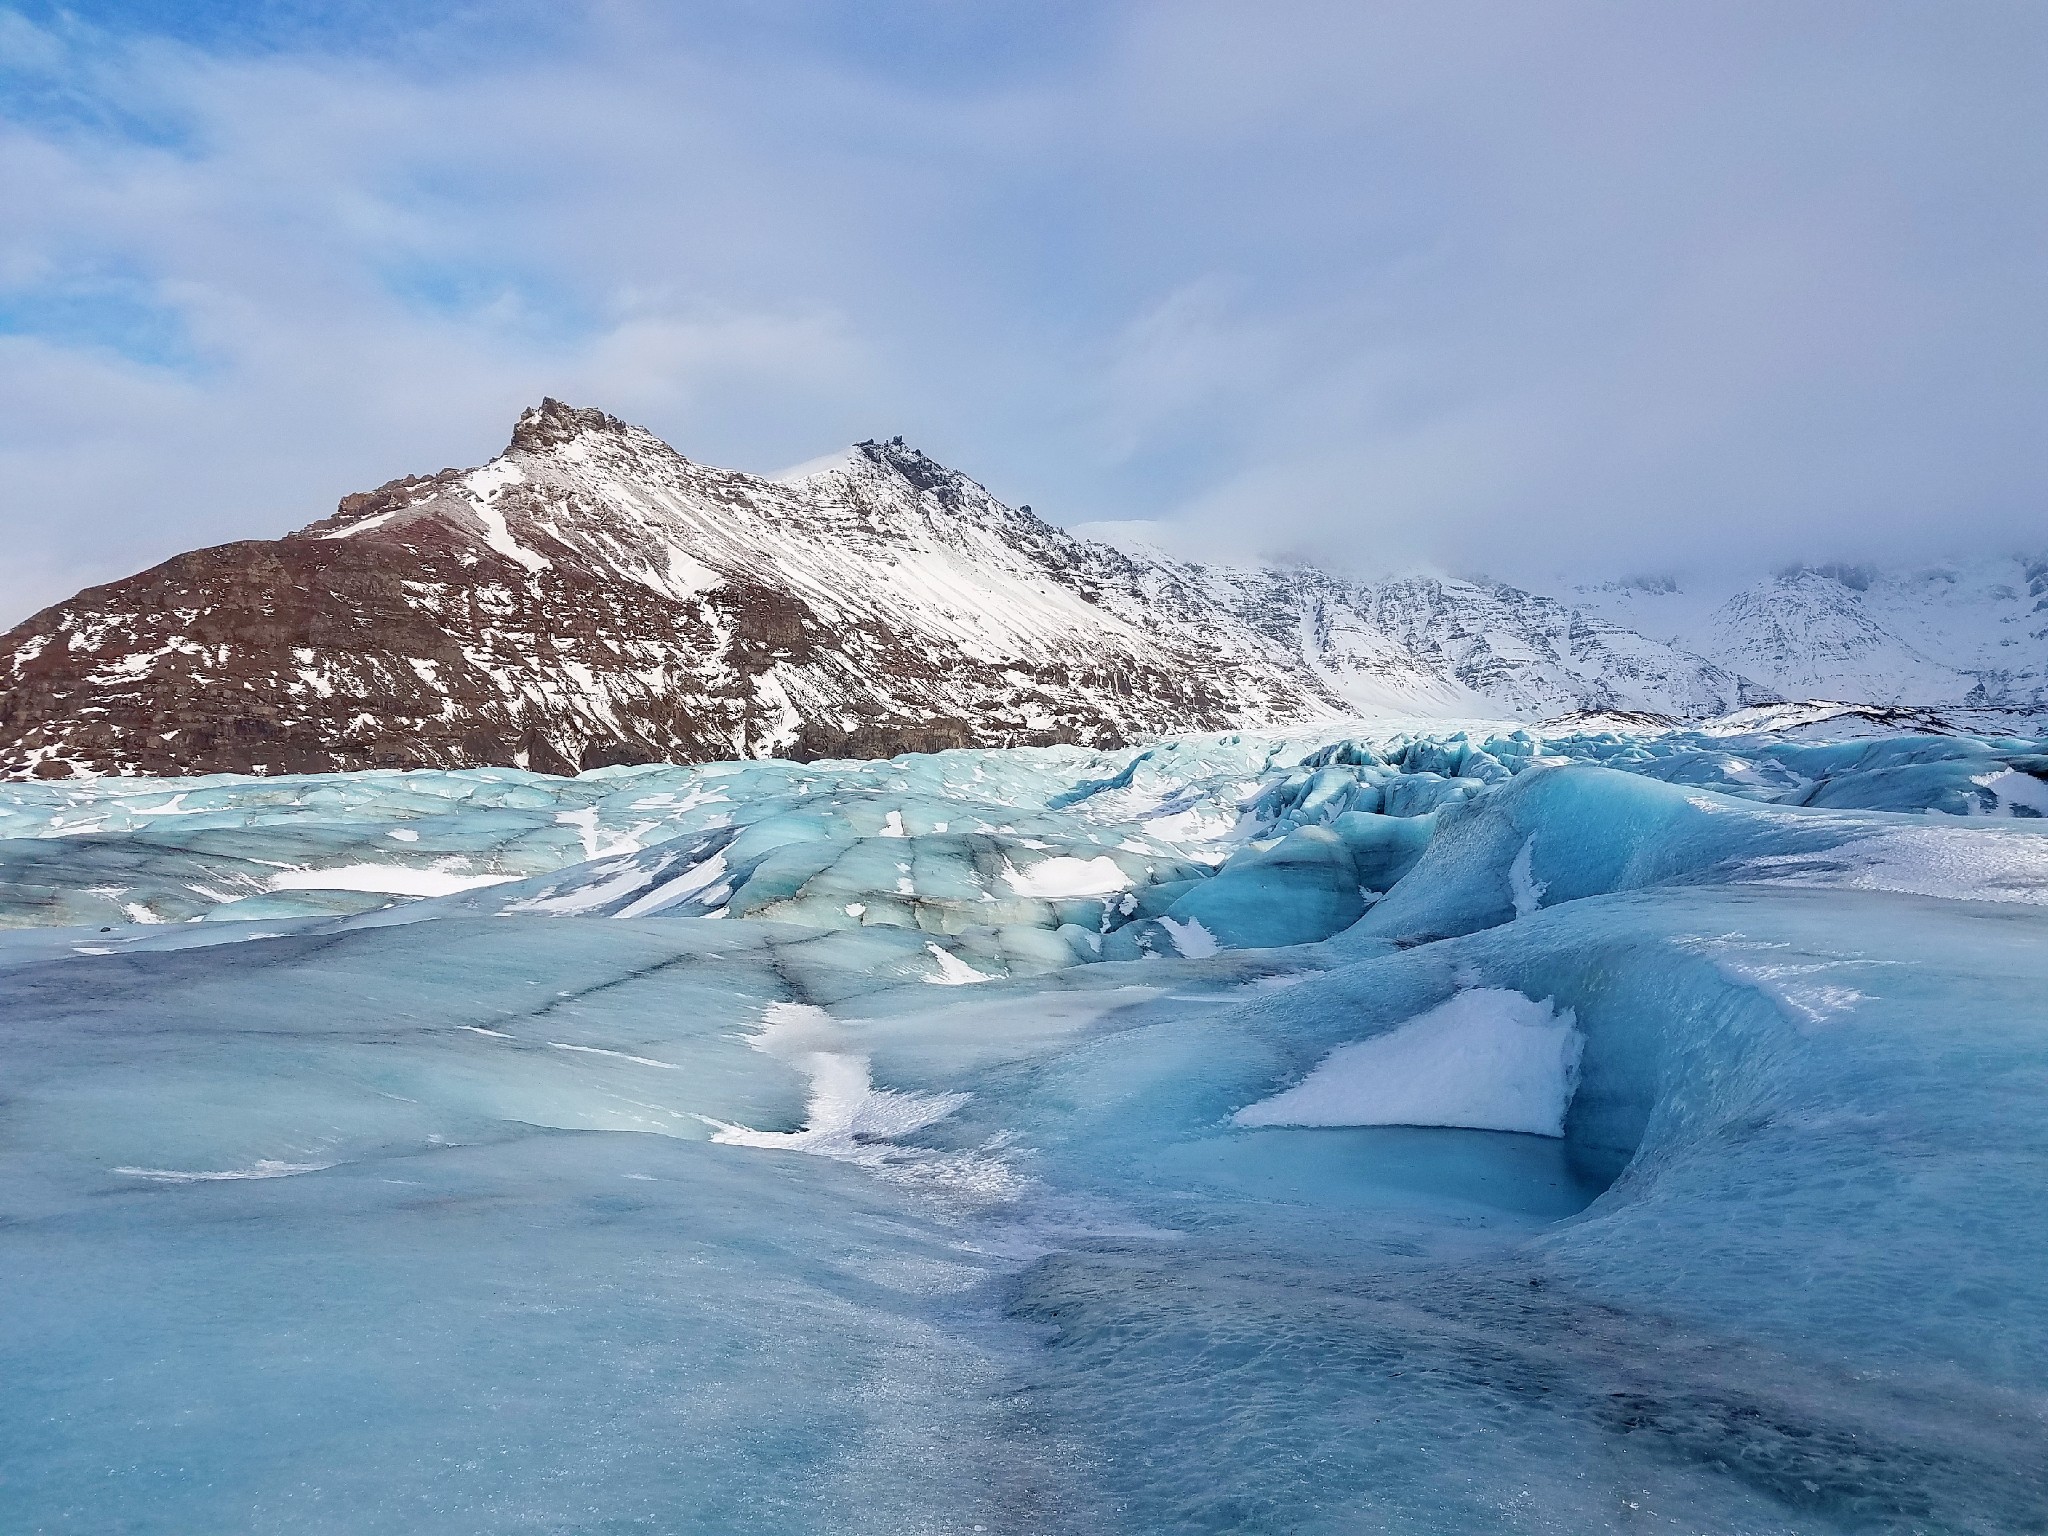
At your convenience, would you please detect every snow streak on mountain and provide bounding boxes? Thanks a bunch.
[0,400,1767,779]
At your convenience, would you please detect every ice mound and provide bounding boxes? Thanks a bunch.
[2,713,2046,1532]
[1234,988,1582,1136]
[1355,759,2048,946]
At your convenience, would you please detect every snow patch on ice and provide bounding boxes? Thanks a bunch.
[271,865,520,898]
[612,854,729,919]
[548,1042,683,1070]
[1000,855,1131,898]
[1740,825,2048,906]
[1977,768,2048,817]
[114,1160,335,1183]
[1509,836,1548,918]
[506,861,657,915]
[131,793,201,816]
[555,806,646,861]
[706,1003,971,1161]
[1157,915,1219,958]
[1234,989,1583,1138]
[925,944,995,985]
[1143,807,1234,843]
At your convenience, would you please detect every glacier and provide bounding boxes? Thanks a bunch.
[2,711,2046,1532]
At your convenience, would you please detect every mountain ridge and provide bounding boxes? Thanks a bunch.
[1,400,1331,777]
[1572,556,2048,710]
[2,397,1984,781]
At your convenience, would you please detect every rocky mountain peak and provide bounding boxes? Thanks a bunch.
[508,397,634,454]
[1775,561,1879,593]
[852,436,985,507]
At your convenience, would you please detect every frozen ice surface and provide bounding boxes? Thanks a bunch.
[2,716,2046,1531]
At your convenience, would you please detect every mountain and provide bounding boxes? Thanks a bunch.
[1195,565,1764,719]
[2,399,1756,780]
[1573,558,2048,709]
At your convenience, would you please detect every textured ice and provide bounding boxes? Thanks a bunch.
[2,715,2046,1532]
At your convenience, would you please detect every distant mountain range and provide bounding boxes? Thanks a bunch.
[1571,560,2048,711]
[1,399,2039,778]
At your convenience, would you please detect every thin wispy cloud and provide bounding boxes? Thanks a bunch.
[1,0,2043,624]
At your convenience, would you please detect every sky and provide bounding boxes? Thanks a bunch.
[2,0,2044,627]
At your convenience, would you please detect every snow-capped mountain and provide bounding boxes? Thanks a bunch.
[1574,558,2048,708]
[3,399,1756,779]
[0,401,1313,778]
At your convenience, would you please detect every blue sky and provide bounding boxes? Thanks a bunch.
[2,1,2044,624]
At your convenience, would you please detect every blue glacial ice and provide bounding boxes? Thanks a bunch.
[2,715,2047,1532]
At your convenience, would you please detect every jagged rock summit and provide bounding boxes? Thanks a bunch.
[2,400,1761,779]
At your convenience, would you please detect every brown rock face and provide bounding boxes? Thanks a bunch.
[0,401,1335,778]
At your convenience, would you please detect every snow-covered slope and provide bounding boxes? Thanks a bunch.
[1204,566,1762,718]
[1575,558,2048,708]
[0,400,1762,779]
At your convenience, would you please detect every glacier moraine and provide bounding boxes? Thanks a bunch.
[2,712,2046,1533]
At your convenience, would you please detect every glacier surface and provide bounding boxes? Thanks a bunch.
[2,712,2046,1532]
